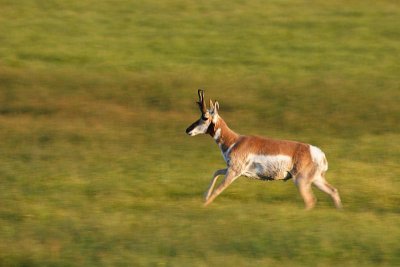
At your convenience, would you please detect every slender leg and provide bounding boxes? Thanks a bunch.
[313,177,342,209]
[204,169,240,207]
[296,176,316,210]
[204,169,227,201]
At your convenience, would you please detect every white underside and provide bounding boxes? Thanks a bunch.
[242,154,293,180]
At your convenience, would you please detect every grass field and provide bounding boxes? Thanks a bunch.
[0,0,399,266]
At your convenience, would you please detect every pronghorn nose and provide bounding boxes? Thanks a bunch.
[186,121,197,135]
[186,124,195,135]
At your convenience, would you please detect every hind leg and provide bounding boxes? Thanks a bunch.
[295,175,316,210]
[313,174,342,209]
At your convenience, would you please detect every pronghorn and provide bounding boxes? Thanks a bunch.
[186,90,342,209]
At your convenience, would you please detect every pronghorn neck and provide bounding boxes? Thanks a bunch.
[207,115,239,152]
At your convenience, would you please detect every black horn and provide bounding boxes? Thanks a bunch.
[197,89,207,114]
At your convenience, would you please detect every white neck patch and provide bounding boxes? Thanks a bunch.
[213,128,221,141]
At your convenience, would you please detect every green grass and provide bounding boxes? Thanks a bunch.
[0,0,399,266]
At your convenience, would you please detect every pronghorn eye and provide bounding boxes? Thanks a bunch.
[202,116,209,121]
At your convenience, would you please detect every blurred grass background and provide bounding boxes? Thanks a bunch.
[0,0,399,266]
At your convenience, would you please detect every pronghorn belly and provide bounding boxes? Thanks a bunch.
[242,154,293,181]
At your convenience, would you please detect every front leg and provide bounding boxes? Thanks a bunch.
[204,169,241,207]
[204,168,227,201]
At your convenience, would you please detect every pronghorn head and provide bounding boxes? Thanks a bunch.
[186,89,219,136]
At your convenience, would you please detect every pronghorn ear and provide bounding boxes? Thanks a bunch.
[209,99,214,110]
[214,101,220,113]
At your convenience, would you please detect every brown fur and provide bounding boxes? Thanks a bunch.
[231,136,314,177]
[208,117,314,177]
[207,116,239,153]
[186,90,342,209]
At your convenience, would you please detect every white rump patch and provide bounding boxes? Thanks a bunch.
[243,154,292,180]
[310,145,328,171]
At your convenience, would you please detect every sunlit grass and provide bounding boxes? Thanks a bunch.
[0,0,399,266]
